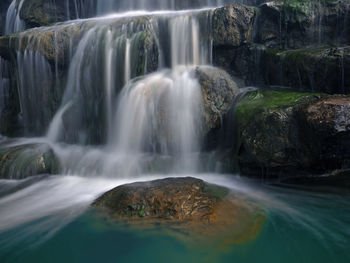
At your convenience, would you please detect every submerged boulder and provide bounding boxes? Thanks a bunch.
[93,177,265,244]
[236,89,350,178]
[0,141,59,179]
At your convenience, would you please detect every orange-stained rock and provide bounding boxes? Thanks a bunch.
[93,177,266,246]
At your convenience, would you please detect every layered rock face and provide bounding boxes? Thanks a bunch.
[261,47,350,94]
[213,0,350,94]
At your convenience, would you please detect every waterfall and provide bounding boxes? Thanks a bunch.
[46,15,159,144]
[94,0,232,14]
[41,8,214,175]
[45,9,213,146]
[5,0,25,35]
[112,68,202,159]
[16,50,53,135]
[0,58,10,117]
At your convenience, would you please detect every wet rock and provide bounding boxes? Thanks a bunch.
[213,1,350,89]
[19,0,88,28]
[93,177,265,244]
[261,46,350,94]
[0,141,59,179]
[236,89,350,177]
[212,4,257,47]
[196,66,240,133]
[256,0,350,49]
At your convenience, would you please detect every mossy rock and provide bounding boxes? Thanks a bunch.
[236,89,322,175]
[0,142,59,179]
[236,88,350,177]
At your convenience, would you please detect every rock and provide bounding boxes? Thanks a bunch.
[0,141,59,179]
[211,4,258,84]
[261,46,350,94]
[212,4,257,47]
[255,0,350,49]
[196,66,240,133]
[236,89,350,177]
[213,1,350,89]
[214,44,266,85]
[93,177,265,244]
[19,0,85,28]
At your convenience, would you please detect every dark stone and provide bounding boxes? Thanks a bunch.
[0,141,59,179]
[261,46,350,94]
[212,4,257,48]
[255,0,350,49]
[236,89,350,178]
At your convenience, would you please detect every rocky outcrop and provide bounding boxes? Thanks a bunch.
[93,177,265,244]
[213,1,350,93]
[212,4,257,47]
[0,141,59,179]
[236,89,350,178]
[19,0,91,28]
[256,0,350,49]
[261,46,350,94]
[212,4,258,78]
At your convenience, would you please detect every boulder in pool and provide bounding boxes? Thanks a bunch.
[93,177,265,245]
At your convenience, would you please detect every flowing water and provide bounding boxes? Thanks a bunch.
[0,1,349,262]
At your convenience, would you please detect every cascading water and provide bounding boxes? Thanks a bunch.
[93,0,247,14]
[45,8,213,175]
[46,14,159,144]
[112,69,203,172]
[16,51,53,135]
[5,0,25,35]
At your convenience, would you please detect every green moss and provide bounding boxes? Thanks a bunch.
[138,205,145,217]
[236,89,323,130]
[203,183,229,199]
